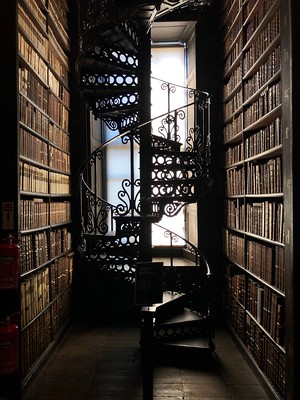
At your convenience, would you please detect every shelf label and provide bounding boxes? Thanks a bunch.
[135,262,163,305]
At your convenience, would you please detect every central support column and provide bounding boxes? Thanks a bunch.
[138,31,153,263]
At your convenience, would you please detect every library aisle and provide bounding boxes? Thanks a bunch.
[23,322,275,400]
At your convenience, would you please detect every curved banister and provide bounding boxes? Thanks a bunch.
[153,223,212,277]
[79,77,211,238]
[79,76,210,175]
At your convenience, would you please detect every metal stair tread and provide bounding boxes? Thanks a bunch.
[157,336,213,350]
[155,307,205,326]
[153,290,186,306]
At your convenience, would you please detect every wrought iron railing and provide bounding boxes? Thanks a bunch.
[79,78,211,243]
[153,223,212,274]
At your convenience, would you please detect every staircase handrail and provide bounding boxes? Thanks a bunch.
[80,101,206,192]
[153,222,212,277]
[150,76,210,98]
[79,84,210,178]
[79,78,211,236]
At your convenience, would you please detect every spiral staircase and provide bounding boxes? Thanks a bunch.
[76,0,215,381]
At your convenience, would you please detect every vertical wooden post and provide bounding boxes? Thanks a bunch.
[140,308,155,400]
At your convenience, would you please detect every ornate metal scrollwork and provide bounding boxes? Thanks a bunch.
[81,72,138,88]
[84,191,113,235]
[157,109,185,143]
[88,47,139,70]
[95,93,139,112]
[115,179,141,217]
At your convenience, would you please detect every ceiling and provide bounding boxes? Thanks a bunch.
[151,20,196,43]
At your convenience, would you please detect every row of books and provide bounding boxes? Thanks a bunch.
[229,300,285,399]
[223,113,242,142]
[21,286,72,379]
[226,166,245,196]
[21,267,50,327]
[224,61,242,100]
[224,12,242,54]
[225,198,245,230]
[19,41,69,136]
[50,255,73,300]
[225,141,244,166]
[244,116,282,158]
[224,5,279,78]
[224,36,243,75]
[48,0,70,51]
[244,46,281,101]
[20,228,71,274]
[19,96,49,139]
[19,32,48,84]
[243,10,280,74]
[49,145,70,173]
[225,229,285,291]
[18,3,47,60]
[21,307,52,379]
[49,228,71,258]
[247,240,285,292]
[246,156,282,194]
[244,0,277,43]
[50,201,71,225]
[222,0,242,40]
[49,69,70,108]
[244,81,281,127]
[246,200,283,243]
[49,171,71,194]
[19,103,70,154]
[245,313,285,398]
[225,117,281,165]
[20,128,70,172]
[51,287,72,338]
[229,273,284,343]
[20,127,48,166]
[48,92,69,132]
[224,88,243,120]
[224,229,245,267]
[19,67,48,113]
[228,272,246,305]
[20,161,71,194]
[251,283,284,345]
[20,198,48,231]
[49,30,69,86]
[18,0,72,383]
[20,199,71,230]
[49,122,70,153]
[20,162,48,194]
[20,231,49,273]
[23,0,47,32]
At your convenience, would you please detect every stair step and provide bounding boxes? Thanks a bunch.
[154,308,209,342]
[78,50,138,75]
[147,291,187,320]
[151,134,182,152]
[89,21,138,53]
[157,336,214,351]
[156,307,205,326]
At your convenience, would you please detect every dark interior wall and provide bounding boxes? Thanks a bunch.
[195,3,224,315]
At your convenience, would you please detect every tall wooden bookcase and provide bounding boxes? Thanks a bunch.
[0,0,73,397]
[220,0,299,399]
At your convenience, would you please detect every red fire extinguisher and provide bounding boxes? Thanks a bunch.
[0,315,19,374]
[0,235,20,290]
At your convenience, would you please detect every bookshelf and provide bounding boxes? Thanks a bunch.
[0,0,73,397]
[220,0,288,398]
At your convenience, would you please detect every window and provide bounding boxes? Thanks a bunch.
[151,44,187,246]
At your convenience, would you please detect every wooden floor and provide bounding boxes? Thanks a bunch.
[23,321,276,400]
